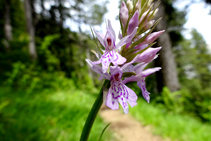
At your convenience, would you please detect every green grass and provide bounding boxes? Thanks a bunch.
[0,88,113,141]
[130,98,211,141]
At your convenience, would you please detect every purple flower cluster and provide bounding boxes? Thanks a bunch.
[86,0,164,114]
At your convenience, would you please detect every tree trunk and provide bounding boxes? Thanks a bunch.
[4,0,12,50]
[24,0,37,60]
[154,1,180,92]
[58,0,64,34]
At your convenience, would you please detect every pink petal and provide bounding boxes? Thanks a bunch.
[112,52,127,65]
[122,75,138,84]
[107,19,116,42]
[145,30,165,44]
[141,67,161,77]
[120,1,129,28]
[116,27,138,49]
[125,85,138,107]
[134,47,162,63]
[127,10,139,35]
[137,79,150,103]
[134,62,148,73]
[85,59,110,80]
[123,64,134,73]
[118,85,129,114]
[101,53,112,73]
[106,87,119,110]
[93,29,105,47]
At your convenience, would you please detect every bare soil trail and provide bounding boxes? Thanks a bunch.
[100,106,168,141]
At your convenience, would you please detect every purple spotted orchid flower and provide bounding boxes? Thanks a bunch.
[85,59,138,114]
[106,66,138,114]
[93,20,137,73]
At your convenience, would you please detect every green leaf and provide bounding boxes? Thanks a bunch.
[98,123,111,141]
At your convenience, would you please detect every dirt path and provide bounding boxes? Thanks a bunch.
[100,106,167,141]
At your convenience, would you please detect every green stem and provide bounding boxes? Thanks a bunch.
[80,80,110,141]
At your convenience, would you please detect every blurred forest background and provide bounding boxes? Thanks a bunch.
[0,0,211,140]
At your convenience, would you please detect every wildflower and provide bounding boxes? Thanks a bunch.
[85,0,163,114]
[123,60,161,103]
[105,66,138,114]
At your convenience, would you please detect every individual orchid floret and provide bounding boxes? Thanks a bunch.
[135,30,165,50]
[135,64,161,103]
[93,20,138,73]
[105,66,138,114]
[120,1,129,28]
[123,62,161,103]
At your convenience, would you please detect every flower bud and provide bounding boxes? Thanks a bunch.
[120,1,129,28]
[135,0,142,14]
[127,10,139,35]
[147,0,153,8]
[139,10,149,24]
[143,20,155,30]
[134,30,165,50]
[133,47,162,63]
[149,8,159,20]
[127,0,133,13]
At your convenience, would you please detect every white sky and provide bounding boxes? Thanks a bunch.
[174,0,211,45]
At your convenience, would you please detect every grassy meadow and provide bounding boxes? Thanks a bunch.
[0,88,113,141]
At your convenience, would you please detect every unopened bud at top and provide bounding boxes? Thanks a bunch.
[149,8,159,20]
[147,0,153,8]
[127,0,133,13]
[120,1,129,28]
[135,0,142,14]
[143,20,155,30]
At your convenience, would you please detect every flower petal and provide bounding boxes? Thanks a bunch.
[123,64,134,73]
[94,29,105,47]
[120,1,129,28]
[133,47,162,63]
[107,19,116,42]
[127,10,139,35]
[112,52,127,65]
[106,87,119,110]
[118,85,129,114]
[134,62,148,74]
[122,75,138,84]
[101,53,112,73]
[125,85,138,107]
[116,27,138,49]
[137,78,150,103]
[141,67,161,77]
[85,59,110,80]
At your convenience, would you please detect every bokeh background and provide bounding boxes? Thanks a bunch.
[0,0,211,140]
